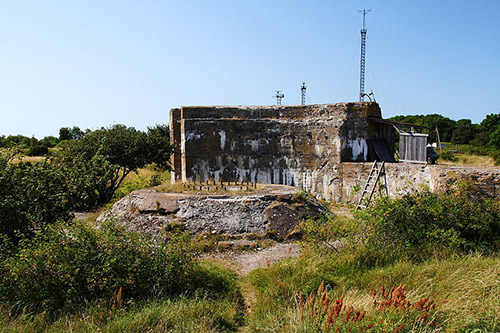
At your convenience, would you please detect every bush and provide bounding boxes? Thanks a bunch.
[357,180,500,261]
[0,158,72,243]
[26,145,49,156]
[440,149,458,162]
[0,220,198,313]
[149,174,162,187]
[490,149,500,165]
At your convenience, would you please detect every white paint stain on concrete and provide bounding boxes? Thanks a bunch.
[219,130,226,150]
[348,138,368,161]
[185,132,202,141]
[250,140,259,152]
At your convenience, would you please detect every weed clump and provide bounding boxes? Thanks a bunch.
[288,282,442,332]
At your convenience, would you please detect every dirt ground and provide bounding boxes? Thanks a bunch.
[203,242,302,275]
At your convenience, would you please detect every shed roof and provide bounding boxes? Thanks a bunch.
[368,117,426,130]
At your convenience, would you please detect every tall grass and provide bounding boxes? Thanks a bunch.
[113,166,170,199]
[246,252,500,332]
[0,297,242,333]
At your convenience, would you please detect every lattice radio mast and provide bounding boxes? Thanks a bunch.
[359,9,370,102]
[301,82,307,105]
[273,90,284,105]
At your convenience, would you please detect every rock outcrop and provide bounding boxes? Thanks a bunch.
[98,185,329,239]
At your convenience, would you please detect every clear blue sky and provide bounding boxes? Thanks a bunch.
[1,0,499,138]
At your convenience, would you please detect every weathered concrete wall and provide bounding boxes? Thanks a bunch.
[170,102,383,199]
[338,163,500,203]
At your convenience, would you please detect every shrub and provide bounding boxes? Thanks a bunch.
[149,174,162,187]
[26,145,49,156]
[299,212,357,252]
[0,158,72,243]
[0,220,198,313]
[357,180,500,261]
[440,150,458,162]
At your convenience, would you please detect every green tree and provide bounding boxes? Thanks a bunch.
[39,135,59,148]
[70,126,84,140]
[146,124,172,169]
[488,125,500,150]
[59,126,85,141]
[58,127,72,141]
[4,135,31,148]
[451,119,477,144]
[57,124,171,203]
[480,113,500,133]
[390,114,457,142]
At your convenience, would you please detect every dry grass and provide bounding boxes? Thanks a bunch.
[440,153,495,166]
[9,155,46,164]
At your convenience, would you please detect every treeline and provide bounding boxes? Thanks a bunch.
[0,126,85,156]
[390,113,500,147]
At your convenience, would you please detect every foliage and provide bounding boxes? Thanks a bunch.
[56,124,171,203]
[439,149,458,162]
[357,180,500,261]
[479,113,500,134]
[58,126,84,141]
[0,157,72,243]
[53,153,117,210]
[0,135,31,148]
[488,124,500,152]
[390,114,457,142]
[26,144,49,156]
[112,168,169,200]
[39,135,59,148]
[389,113,500,153]
[299,212,357,251]
[145,124,172,169]
[0,124,172,244]
[450,119,477,144]
[0,220,199,313]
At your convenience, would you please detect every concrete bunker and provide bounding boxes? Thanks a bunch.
[169,102,500,202]
[170,102,394,199]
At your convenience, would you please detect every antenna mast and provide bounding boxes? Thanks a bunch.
[301,82,307,105]
[359,9,370,102]
[273,90,284,105]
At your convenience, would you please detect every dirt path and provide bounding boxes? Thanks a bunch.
[202,242,302,332]
[204,242,302,275]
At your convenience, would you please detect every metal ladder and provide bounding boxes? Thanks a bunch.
[356,161,388,210]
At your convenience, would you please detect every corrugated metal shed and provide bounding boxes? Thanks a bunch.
[399,132,428,163]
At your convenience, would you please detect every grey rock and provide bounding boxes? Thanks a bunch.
[98,185,330,238]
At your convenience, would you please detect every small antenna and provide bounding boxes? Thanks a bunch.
[361,90,376,102]
[358,8,371,102]
[301,82,307,105]
[273,90,284,105]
